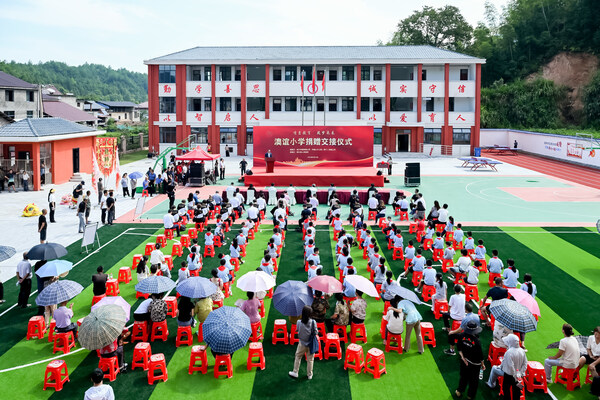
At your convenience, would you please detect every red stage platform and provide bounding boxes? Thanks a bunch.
[244,167,384,187]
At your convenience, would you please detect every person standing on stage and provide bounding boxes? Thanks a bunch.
[239,158,248,176]
[265,149,273,157]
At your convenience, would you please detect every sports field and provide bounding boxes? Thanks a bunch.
[0,173,598,400]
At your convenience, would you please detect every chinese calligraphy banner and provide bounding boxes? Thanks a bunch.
[253,126,373,168]
[92,137,121,194]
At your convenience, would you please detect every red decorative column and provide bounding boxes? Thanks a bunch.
[264,64,270,120]
[442,63,453,154]
[238,65,247,156]
[417,64,423,122]
[175,65,187,149]
[385,64,391,124]
[471,63,482,154]
[356,63,361,120]
[148,65,159,153]
[32,142,40,191]
[210,64,218,154]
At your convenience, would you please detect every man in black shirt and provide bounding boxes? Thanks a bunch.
[73,180,84,205]
[480,277,509,326]
[239,158,248,176]
[92,266,108,296]
[455,320,485,399]
[77,200,86,233]
[166,178,176,209]
[106,192,116,225]
[298,203,312,229]
[38,209,47,243]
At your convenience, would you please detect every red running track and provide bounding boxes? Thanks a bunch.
[489,152,600,190]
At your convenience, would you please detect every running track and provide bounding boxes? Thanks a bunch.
[488,151,600,190]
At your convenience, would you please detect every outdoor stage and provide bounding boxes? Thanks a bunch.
[244,166,385,187]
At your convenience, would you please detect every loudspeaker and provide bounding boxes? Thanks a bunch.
[246,169,253,176]
[404,162,420,187]
[189,163,204,179]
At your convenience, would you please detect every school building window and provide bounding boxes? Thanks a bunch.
[374,128,382,144]
[424,128,442,144]
[453,128,471,144]
[159,127,176,143]
[158,65,176,83]
[246,127,253,144]
[159,97,176,114]
[341,97,354,111]
[390,98,413,112]
[190,127,208,143]
[247,98,265,112]
[361,66,370,81]
[220,127,237,144]
[390,65,414,81]
[272,98,282,112]
[342,66,354,81]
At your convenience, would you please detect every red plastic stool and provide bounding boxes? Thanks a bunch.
[156,234,167,248]
[392,247,404,261]
[498,375,526,399]
[188,227,198,239]
[305,339,323,361]
[131,342,152,371]
[399,211,409,221]
[148,353,168,384]
[432,249,444,261]
[164,296,177,318]
[451,320,462,332]
[385,332,403,354]
[150,320,169,342]
[250,321,263,342]
[488,273,501,287]
[442,259,453,273]
[213,235,222,247]
[27,315,46,340]
[368,211,376,221]
[176,325,193,347]
[453,272,466,285]
[230,258,240,272]
[420,322,436,347]
[555,366,581,391]
[53,331,75,354]
[454,240,463,250]
[203,245,215,257]
[164,255,173,270]
[98,356,119,382]
[43,360,69,391]
[433,300,449,320]
[422,285,436,302]
[272,319,289,345]
[316,321,326,338]
[106,279,120,296]
[214,354,233,379]
[136,291,150,299]
[240,244,247,257]
[47,319,56,342]
[404,257,412,271]
[333,324,348,343]
[585,366,594,384]
[487,342,507,365]
[476,259,488,273]
[364,348,387,379]
[344,343,365,374]
[180,234,190,247]
[164,228,174,240]
[525,360,548,393]
[118,267,132,283]
[409,221,418,234]
[380,318,388,337]
[350,322,367,344]
[465,284,479,302]
[132,254,142,269]
[383,301,391,315]
[142,189,149,197]
[222,281,231,299]
[259,299,265,318]
[212,299,223,309]
[423,238,433,251]
[324,333,342,360]
[189,345,208,374]
[290,323,299,345]
[412,270,423,287]
[247,342,266,370]
[145,243,155,256]
[92,294,106,306]
[171,241,183,257]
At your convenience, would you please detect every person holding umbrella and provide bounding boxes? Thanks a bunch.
[240,291,261,324]
[289,305,318,380]
[177,296,196,327]
[53,300,77,337]
[350,290,367,324]
[311,290,330,325]
[455,320,485,400]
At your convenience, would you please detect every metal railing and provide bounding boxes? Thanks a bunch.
[418,144,453,156]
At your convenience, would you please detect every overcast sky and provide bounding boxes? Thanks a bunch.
[0,0,510,74]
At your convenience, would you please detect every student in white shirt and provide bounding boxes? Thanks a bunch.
[545,324,581,383]
[488,249,504,274]
[450,249,471,280]
[465,261,480,285]
[287,184,297,205]
[267,184,277,205]
[520,274,537,298]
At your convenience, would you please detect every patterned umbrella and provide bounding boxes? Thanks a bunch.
[236,271,276,292]
[35,260,73,278]
[128,171,144,180]
[489,298,538,333]
[344,275,379,298]
[203,306,251,354]
[79,305,127,350]
[91,296,131,321]
[177,277,217,298]
[134,275,176,294]
[273,280,314,316]
[35,279,83,306]
[388,285,422,304]
[27,242,68,260]
[0,245,16,262]
[307,275,343,293]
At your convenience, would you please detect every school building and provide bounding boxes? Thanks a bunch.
[144,46,485,157]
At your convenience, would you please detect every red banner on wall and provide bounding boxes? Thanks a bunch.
[253,126,374,168]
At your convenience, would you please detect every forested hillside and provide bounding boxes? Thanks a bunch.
[0,61,147,103]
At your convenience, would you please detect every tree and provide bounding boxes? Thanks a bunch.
[388,5,473,51]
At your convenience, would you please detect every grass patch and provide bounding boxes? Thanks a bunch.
[120,150,149,165]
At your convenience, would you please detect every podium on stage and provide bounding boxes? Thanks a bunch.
[265,156,275,173]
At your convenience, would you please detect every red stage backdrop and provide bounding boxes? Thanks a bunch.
[253,126,373,168]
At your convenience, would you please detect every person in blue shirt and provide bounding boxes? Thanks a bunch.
[147,168,156,196]
[390,295,424,353]
[343,268,357,298]
[520,274,537,298]
[381,271,399,301]
[503,259,519,288]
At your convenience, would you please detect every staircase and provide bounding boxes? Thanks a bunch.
[69,173,84,183]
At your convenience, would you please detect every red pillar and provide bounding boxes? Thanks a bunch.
[32,142,40,191]
[471,63,482,154]
[413,127,424,152]
[265,64,270,120]
[385,64,391,124]
[442,63,452,154]
[148,65,159,153]
[175,65,187,149]
[210,64,218,154]
[356,63,361,120]
[417,64,423,123]
[238,64,247,156]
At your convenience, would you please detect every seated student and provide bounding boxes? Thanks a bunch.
[444,216,454,236]
[267,239,278,260]
[416,216,427,236]
[177,296,196,327]
[337,247,350,271]
[259,254,275,277]
[217,259,232,283]
[382,297,404,345]
[214,222,226,246]
[392,229,404,250]
[53,300,78,337]
[230,241,241,262]
[368,246,381,271]
[148,293,168,323]
[176,261,190,284]
[133,297,153,322]
[465,260,481,285]
[375,202,387,221]
[520,273,537,298]
[398,248,425,280]
[210,269,225,302]
[474,239,486,261]
[240,292,261,324]
[441,284,466,334]
[432,232,445,250]
[218,253,234,271]
[329,293,350,330]
[381,270,399,301]
[307,260,322,280]
[488,249,503,275]
[342,258,356,278]
[443,241,456,261]
[423,222,435,244]
[343,268,357,298]
[271,228,283,248]
[366,237,377,257]
[187,250,200,273]
[373,261,387,285]
[502,259,519,288]
[433,273,448,305]
[332,215,343,236]
[85,368,115,400]
[454,223,465,246]
[416,259,437,294]
[204,227,214,247]
[136,255,149,282]
[383,221,396,240]
[449,249,471,280]
[350,290,367,324]
[464,232,475,252]
[307,247,320,267]
[404,240,416,263]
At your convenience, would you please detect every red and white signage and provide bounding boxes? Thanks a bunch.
[158,84,176,97]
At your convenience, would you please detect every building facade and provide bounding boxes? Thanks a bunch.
[0,71,40,121]
[144,46,485,156]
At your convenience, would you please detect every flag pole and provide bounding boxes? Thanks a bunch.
[301,71,305,126]
[323,69,327,126]
[312,64,316,126]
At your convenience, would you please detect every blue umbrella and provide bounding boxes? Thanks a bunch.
[35,260,73,278]
[0,245,16,262]
[35,279,83,306]
[28,242,67,260]
[134,275,176,294]
[388,285,422,304]
[128,171,143,180]
[272,280,314,316]
[176,277,217,298]
[489,298,537,333]
[203,306,251,354]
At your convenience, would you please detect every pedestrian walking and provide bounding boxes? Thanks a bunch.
[16,253,32,308]
[77,199,86,233]
[106,191,116,225]
[48,188,56,223]
[38,209,47,243]
[121,173,130,197]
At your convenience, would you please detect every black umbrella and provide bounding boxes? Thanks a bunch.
[27,243,68,260]
[546,335,587,355]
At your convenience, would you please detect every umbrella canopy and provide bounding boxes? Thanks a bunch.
[134,275,176,294]
[546,335,588,353]
[177,277,218,298]
[91,296,131,321]
[272,280,314,316]
[388,285,422,304]
[508,288,541,316]
[343,275,379,298]
[236,271,276,292]
[489,299,538,333]
[203,306,252,354]
[176,147,219,161]
[79,305,127,350]
[35,279,83,306]
[27,243,68,260]
[307,275,343,294]
[128,171,143,180]
[35,259,73,278]
[0,245,16,262]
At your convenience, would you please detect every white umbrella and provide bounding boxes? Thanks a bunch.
[344,275,379,298]
[236,271,275,292]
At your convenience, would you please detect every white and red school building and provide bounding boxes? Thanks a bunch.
[144,46,485,157]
